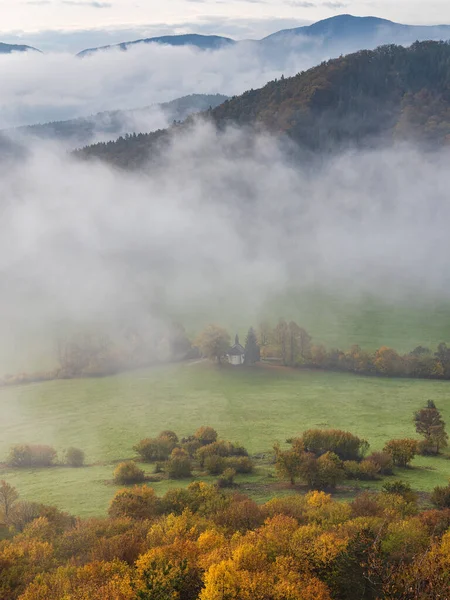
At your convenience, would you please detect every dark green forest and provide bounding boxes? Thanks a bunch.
[75,41,450,168]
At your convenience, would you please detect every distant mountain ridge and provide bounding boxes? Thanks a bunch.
[77,34,235,57]
[0,42,40,54]
[264,14,450,40]
[3,15,450,58]
[77,14,450,57]
[262,14,450,53]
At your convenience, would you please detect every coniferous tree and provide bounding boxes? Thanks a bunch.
[244,327,260,365]
[414,400,448,455]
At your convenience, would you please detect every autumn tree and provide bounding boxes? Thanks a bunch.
[134,435,176,462]
[113,462,146,485]
[64,447,85,467]
[316,452,345,489]
[288,321,312,365]
[244,327,260,365]
[0,480,19,522]
[274,443,303,485]
[108,485,159,519]
[167,448,192,479]
[414,400,448,454]
[258,321,272,348]
[274,320,312,366]
[300,429,369,461]
[373,346,404,376]
[431,482,450,508]
[274,319,289,365]
[194,426,218,446]
[383,439,418,467]
[195,325,231,364]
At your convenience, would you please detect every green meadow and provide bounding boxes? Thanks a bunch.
[1,360,449,517]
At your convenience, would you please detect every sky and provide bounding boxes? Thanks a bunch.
[2,0,450,52]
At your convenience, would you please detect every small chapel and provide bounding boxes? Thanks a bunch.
[227,335,245,366]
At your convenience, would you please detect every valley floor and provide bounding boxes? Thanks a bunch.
[1,361,449,516]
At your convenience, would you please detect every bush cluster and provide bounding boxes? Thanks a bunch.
[113,461,146,485]
[7,445,57,468]
[298,429,369,461]
[132,426,252,481]
[64,447,85,468]
[383,439,419,467]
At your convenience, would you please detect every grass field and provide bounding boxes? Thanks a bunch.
[1,361,449,517]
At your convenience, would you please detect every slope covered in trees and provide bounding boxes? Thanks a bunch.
[1,477,450,599]
[4,94,228,149]
[212,41,450,149]
[75,41,450,168]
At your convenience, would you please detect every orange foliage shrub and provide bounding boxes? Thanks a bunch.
[108,485,159,520]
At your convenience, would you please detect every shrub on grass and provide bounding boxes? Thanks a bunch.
[7,445,57,468]
[182,439,202,457]
[196,440,245,467]
[108,485,159,519]
[300,429,369,461]
[0,480,18,522]
[366,451,394,475]
[133,437,174,462]
[158,430,179,444]
[64,447,85,468]
[226,456,254,474]
[344,459,380,480]
[431,484,450,508]
[382,481,417,503]
[350,492,382,518]
[316,452,346,489]
[167,448,192,479]
[383,439,418,467]
[204,455,226,475]
[217,468,236,489]
[194,426,218,446]
[113,461,145,485]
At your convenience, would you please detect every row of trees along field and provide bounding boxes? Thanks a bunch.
[4,317,450,386]
[196,319,450,380]
[0,322,195,386]
[1,476,450,599]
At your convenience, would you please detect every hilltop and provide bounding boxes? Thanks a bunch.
[2,15,450,58]
[76,14,450,57]
[75,41,450,167]
[0,42,40,54]
[263,13,450,49]
[77,34,235,57]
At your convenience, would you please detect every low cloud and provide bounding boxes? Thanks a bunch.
[0,42,326,127]
[1,122,450,371]
[62,1,113,7]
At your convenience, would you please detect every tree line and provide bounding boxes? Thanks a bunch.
[195,319,450,381]
[1,476,450,599]
[5,317,450,386]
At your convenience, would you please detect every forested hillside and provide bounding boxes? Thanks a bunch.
[75,41,450,168]
[6,94,228,148]
[212,40,450,148]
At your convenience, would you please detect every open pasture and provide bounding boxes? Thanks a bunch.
[1,361,449,516]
